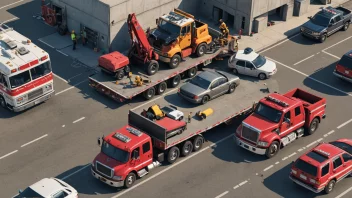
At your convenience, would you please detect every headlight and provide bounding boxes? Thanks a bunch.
[45,83,53,91]
[312,32,320,36]
[257,141,268,147]
[113,175,122,180]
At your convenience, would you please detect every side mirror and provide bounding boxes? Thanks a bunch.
[97,137,101,146]
[284,118,291,124]
[132,150,139,160]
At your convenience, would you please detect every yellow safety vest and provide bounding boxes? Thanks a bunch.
[71,33,76,40]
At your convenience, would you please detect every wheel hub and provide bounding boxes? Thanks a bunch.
[127,176,133,184]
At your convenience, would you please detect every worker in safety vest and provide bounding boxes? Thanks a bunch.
[71,30,77,50]
[219,19,229,38]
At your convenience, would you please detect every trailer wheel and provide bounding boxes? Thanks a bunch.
[156,81,167,95]
[124,172,136,188]
[181,141,193,157]
[167,146,180,164]
[0,96,7,109]
[343,22,350,31]
[146,60,159,75]
[187,67,197,78]
[196,43,207,57]
[193,136,204,152]
[307,118,319,135]
[114,70,124,80]
[265,141,280,158]
[143,87,156,100]
[169,54,181,69]
[169,74,181,88]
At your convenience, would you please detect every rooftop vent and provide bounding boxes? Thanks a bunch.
[126,127,143,137]
[16,46,29,55]
[3,38,17,49]
[113,132,131,143]
[244,47,253,54]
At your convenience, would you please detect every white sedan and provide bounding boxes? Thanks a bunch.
[228,47,277,80]
[17,178,78,198]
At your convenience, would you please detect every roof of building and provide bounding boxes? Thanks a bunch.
[160,11,194,27]
[0,24,48,76]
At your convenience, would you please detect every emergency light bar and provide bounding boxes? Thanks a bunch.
[321,6,337,14]
[126,127,143,137]
[266,96,289,107]
[315,149,330,157]
[113,132,131,143]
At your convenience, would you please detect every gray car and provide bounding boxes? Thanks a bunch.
[178,70,240,104]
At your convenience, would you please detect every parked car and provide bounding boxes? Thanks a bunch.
[290,139,352,194]
[333,49,352,82]
[178,70,240,104]
[16,178,78,198]
[228,47,277,80]
[301,6,352,43]
[141,104,184,121]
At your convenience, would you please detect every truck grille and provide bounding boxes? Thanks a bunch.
[28,88,43,101]
[241,125,259,144]
[180,90,194,98]
[96,161,113,178]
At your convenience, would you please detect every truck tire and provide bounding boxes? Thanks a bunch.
[196,43,207,57]
[307,118,319,135]
[124,172,136,188]
[156,81,167,95]
[169,74,181,88]
[201,95,210,104]
[169,54,181,69]
[320,34,327,43]
[114,70,124,80]
[143,87,155,100]
[0,96,7,109]
[265,141,280,158]
[187,67,197,78]
[147,60,159,75]
[167,146,180,164]
[181,141,193,157]
[324,180,336,194]
[228,83,236,94]
[343,22,350,31]
[192,136,204,152]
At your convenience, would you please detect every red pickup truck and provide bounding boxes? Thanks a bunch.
[235,88,326,158]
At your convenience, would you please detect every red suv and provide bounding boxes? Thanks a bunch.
[290,139,352,194]
[333,50,352,82]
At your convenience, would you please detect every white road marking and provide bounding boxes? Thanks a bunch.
[322,35,352,51]
[233,185,239,190]
[0,0,24,10]
[55,79,88,96]
[0,150,18,160]
[68,73,83,81]
[317,138,324,142]
[38,39,54,49]
[73,117,85,124]
[282,157,288,161]
[335,186,352,198]
[288,152,296,158]
[298,148,303,152]
[324,134,328,137]
[267,57,352,97]
[57,50,68,56]
[306,141,317,148]
[3,17,18,23]
[322,50,340,59]
[259,33,301,53]
[62,125,65,128]
[111,133,234,198]
[328,130,335,135]
[275,161,280,165]
[131,88,178,110]
[337,118,352,129]
[60,164,91,180]
[239,180,248,186]
[316,52,320,55]
[263,165,274,172]
[21,134,48,147]
[215,191,229,198]
[293,54,315,66]
[53,73,68,83]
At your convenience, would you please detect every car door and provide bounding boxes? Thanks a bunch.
[129,147,142,169]
[341,153,352,178]
[141,141,153,169]
[329,15,343,35]
[279,110,292,137]
[332,155,346,181]
[244,61,257,77]
[179,25,191,50]
[209,79,222,98]
[235,60,246,74]
[217,77,229,95]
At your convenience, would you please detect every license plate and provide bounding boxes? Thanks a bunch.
[300,174,307,180]
[203,59,212,66]
[100,177,106,182]
[345,70,349,74]
[244,144,249,149]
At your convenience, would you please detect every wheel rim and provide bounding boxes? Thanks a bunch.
[260,74,265,80]
[184,144,191,154]
[345,24,348,29]
[172,57,179,66]
[270,144,278,155]
[173,76,180,85]
[328,182,334,191]
[203,97,208,103]
[195,140,201,148]
[230,85,235,91]
[127,175,134,185]
[199,46,205,55]
[190,68,196,76]
[148,89,154,97]
[170,150,178,161]
[150,64,157,74]
[311,121,317,132]
[159,83,166,93]
[118,73,124,79]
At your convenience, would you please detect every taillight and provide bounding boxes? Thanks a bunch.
[11,69,17,73]
[310,178,320,185]
[194,95,199,99]
[41,55,48,61]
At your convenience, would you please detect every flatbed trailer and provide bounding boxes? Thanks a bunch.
[88,29,227,102]
[128,70,279,162]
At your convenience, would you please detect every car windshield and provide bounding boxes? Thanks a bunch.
[330,141,352,155]
[295,159,318,177]
[101,141,129,163]
[18,187,44,198]
[311,14,330,27]
[254,102,283,123]
[338,55,352,69]
[252,55,266,68]
[190,75,211,90]
[158,19,181,34]
[9,61,52,89]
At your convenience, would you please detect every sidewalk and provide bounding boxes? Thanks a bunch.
[237,0,351,52]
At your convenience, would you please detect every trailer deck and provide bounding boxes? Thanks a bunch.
[129,73,280,150]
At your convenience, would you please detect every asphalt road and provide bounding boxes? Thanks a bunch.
[1,1,352,198]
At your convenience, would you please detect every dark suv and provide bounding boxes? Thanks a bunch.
[333,50,352,82]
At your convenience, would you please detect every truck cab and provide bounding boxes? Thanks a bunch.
[148,9,212,69]
[91,125,158,188]
[236,88,326,158]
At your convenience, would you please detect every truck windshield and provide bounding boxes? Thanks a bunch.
[190,75,211,90]
[254,103,282,123]
[9,61,52,89]
[252,55,266,68]
[18,187,43,198]
[101,141,129,163]
[158,19,181,34]
[311,14,330,27]
[295,159,318,177]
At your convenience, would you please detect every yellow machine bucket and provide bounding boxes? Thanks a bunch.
[148,105,165,119]
[197,108,214,120]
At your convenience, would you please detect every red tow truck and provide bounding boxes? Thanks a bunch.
[236,88,327,158]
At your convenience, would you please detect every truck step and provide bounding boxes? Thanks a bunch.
[137,168,149,177]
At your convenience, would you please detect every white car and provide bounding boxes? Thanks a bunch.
[228,47,277,80]
[17,178,78,198]
[161,105,184,121]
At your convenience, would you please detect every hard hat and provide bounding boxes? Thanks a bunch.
[72,30,75,33]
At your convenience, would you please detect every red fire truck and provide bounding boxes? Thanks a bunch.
[0,24,54,112]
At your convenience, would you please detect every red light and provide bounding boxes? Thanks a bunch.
[11,69,17,73]
[19,63,30,70]
[194,95,198,99]
[41,55,48,61]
